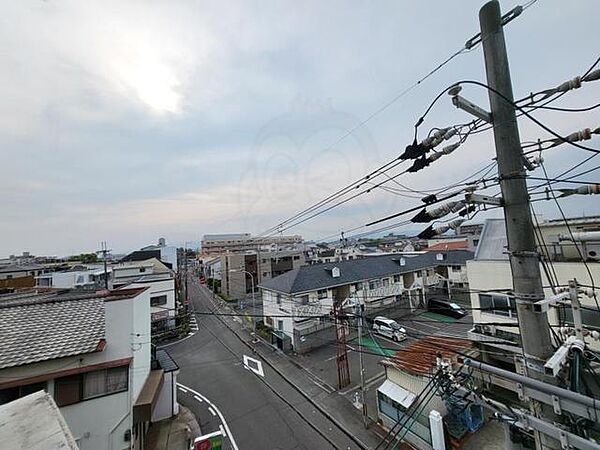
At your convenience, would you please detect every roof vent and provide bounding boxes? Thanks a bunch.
[331,267,340,278]
[436,253,445,261]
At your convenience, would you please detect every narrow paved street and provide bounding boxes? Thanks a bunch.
[164,276,363,450]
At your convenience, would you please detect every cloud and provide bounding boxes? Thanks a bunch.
[0,0,599,255]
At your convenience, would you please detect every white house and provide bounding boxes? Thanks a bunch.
[260,250,474,352]
[468,217,600,360]
[122,273,177,335]
[36,265,112,289]
[0,287,179,450]
[378,336,477,450]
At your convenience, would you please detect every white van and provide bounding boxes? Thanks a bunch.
[372,316,406,342]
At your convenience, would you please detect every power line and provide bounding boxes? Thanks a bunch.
[258,3,539,240]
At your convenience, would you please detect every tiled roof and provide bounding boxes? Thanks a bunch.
[0,263,44,274]
[259,250,474,294]
[382,336,472,376]
[0,294,106,369]
[425,241,469,252]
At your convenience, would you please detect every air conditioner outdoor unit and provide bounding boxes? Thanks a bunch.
[585,243,600,261]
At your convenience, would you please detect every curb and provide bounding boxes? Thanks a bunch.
[202,286,372,450]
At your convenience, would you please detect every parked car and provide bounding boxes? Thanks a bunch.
[427,298,467,319]
[372,316,406,342]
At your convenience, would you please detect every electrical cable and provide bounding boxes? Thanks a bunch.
[258,4,541,240]
[538,161,600,312]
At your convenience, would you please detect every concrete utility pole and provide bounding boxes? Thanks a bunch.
[358,291,368,428]
[479,2,558,448]
[98,241,111,290]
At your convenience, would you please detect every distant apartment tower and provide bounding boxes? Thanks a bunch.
[220,250,306,300]
[201,233,303,254]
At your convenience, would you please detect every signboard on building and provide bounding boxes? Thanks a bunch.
[151,310,169,322]
[193,430,223,450]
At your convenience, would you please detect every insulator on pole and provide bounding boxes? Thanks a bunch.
[558,184,600,198]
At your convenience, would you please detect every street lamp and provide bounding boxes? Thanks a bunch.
[230,268,256,334]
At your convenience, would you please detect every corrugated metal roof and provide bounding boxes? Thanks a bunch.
[259,250,474,294]
[426,241,469,252]
[382,336,472,376]
[474,219,508,261]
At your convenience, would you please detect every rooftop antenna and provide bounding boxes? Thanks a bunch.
[96,241,112,289]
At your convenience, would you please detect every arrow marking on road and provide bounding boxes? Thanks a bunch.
[243,355,265,377]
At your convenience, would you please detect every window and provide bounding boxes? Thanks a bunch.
[278,320,284,331]
[0,382,46,406]
[559,305,600,331]
[6,275,12,279]
[293,255,300,260]
[393,275,401,283]
[262,272,269,277]
[55,366,128,406]
[317,289,328,300]
[451,265,462,272]
[276,294,282,305]
[368,280,381,290]
[139,267,146,273]
[479,294,516,318]
[382,279,390,287]
[151,295,168,307]
[298,295,309,305]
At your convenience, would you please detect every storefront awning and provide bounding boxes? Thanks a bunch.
[377,379,417,409]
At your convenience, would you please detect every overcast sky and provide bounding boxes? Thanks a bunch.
[1,0,599,256]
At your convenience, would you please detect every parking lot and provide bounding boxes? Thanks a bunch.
[290,309,473,416]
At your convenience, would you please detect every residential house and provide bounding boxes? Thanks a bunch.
[468,217,600,366]
[0,263,46,288]
[0,288,179,450]
[123,237,178,271]
[113,259,177,336]
[260,250,473,352]
[377,336,478,450]
[36,264,112,290]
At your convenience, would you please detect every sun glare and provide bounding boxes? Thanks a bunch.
[111,39,183,115]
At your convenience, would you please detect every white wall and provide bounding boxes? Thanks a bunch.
[127,278,176,319]
[160,246,178,272]
[0,290,151,450]
[468,259,600,351]
[151,371,179,422]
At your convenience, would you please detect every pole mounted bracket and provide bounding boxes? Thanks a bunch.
[464,192,502,206]
[451,93,493,123]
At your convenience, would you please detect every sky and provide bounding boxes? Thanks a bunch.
[1,0,599,256]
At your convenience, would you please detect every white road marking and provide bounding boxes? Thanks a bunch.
[208,406,217,416]
[243,355,265,377]
[177,383,239,450]
[178,386,188,393]
[219,425,227,437]
[194,395,203,403]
